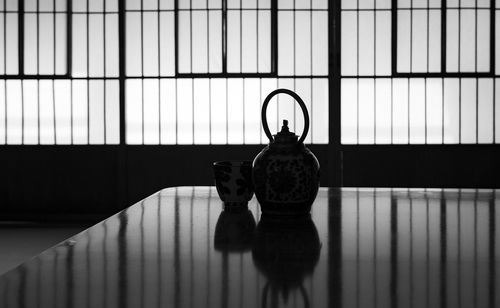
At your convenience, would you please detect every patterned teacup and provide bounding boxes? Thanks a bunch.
[213,161,254,207]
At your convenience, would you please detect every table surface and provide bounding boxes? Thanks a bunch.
[0,187,499,308]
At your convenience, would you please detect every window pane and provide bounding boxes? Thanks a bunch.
[54,80,72,144]
[242,10,258,73]
[23,80,38,144]
[428,10,441,72]
[227,79,244,143]
[243,78,261,144]
[89,0,104,12]
[446,9,459,72]
[443,78,459,143]
[6,13,18,74]
[6,80,22,144]
[376,11,391,75]
[159,12,176,76]
[177,12,191,73]
[209,78,227,144]
[358,78,375,144]
[459,9,477,72]
[411,10,429,72]
[341,79,357,144]
[142,79,160,144]
[375,79,392,143]
[208,11,223,73]
[89,80,105,144]
[311,79,328,143]
[24,13,37,74]
[227,11,242,73]
[142,12,159,76]
[477,79,493,143]
[177,79,194,144]
[426,78,443,144]
[55,13,67,75]
[72,80,89,144]
[126,79,143,144]
[408,78,425,143]
[89,14,104,77]
[460,78,477,143]
[358,11,374,75]
[105,14,119,77]
[105,80,120,144]
[159,79,177,144]
[0,14,4,75]
[257,10,271,73]
[295,11,311,75]
[392,78,409,144]
[312,11,328,75]
[73,14,87,77]
[341,11,357,75]
[39,80,55,144]
[397,10,411,73]
[193,79,210,144]
[476,9,490,72]
[191,11,208,73]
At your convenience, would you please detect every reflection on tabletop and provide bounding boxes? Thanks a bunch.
[0,187,499,308]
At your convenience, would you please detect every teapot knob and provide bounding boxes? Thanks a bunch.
[261,89,310,144]
[281,120,289,132]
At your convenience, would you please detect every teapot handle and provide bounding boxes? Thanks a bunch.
[261,88,310,144]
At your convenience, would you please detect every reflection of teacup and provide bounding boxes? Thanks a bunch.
[252,215,321,307]
[213,161,254,206]
[214,208,256,253]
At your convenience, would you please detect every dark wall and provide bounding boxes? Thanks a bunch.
[341,145,500,188]
[1,145,499,221]
[0,145,329,221]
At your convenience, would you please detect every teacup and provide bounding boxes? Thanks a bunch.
[213,161,254,206]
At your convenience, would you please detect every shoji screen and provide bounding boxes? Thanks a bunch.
[0,0,328,145]
[125,0,329,145]
[341,0,500,145]
[0,0,120,145]
[70,0,120,144]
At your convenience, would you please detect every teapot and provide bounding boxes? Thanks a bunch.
[252,89,320,215]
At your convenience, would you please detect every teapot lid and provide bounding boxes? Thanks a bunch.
[273,120,299,144]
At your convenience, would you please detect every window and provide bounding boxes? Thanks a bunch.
[176,0,275,76]
[394,0,493,75]
[341,0,500,145]
[125,0,328,145]
[0,0,120,145]
[1,0,70,76]
[0,0,329,145]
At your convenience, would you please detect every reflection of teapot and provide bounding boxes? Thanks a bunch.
[252,89,320,216]
[252,215,321,308]
[214,206,256,252]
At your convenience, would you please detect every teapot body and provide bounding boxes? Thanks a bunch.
[252,143,320,215]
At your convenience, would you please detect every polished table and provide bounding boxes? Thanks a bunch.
[0,187,499,308]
